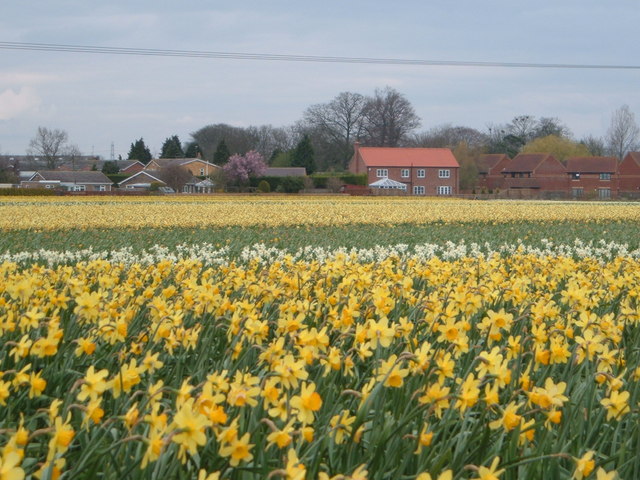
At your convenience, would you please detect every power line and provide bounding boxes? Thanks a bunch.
[1,41,639,70]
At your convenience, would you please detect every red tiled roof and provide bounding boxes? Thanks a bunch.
[476,154,509,174]
[358,147,459,168]
[503,154,551,173]
[566,156,617,173]
[627,152,640,165]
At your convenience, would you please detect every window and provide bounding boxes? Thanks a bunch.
[376,169,388,178]
[200,168,205,175]
[572,188,584,198]
[438,169,450,178]
[401,169,409,178]
[99,185,107,191]
[72,185,86,192]
[413,185,425,195]
[437,186,452,195]
[598,188,611,199]
[600,173,611,180]
[571,173,580,180]
[126,185,135,190]
[417,169,425,178]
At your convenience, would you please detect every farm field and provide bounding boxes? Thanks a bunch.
[0,196,639,479]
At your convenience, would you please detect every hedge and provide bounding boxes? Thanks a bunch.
[310,173,367,187]
[0,188,58,196]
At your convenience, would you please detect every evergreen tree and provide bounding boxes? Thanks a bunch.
[128,138,152,164]
[291,134,316,174]
[184,142,201,158]
[214,139,231,165]
[160,135,185,158]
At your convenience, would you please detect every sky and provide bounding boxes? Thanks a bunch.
[1,1,639,159]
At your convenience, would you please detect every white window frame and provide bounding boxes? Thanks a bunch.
[413,185,425,195]
[401,169,409,178]
[200,168,205,175]
[599,173,611,181]
[417,169,425,178]
[72,185,86,192]
[438,169,451,178]
[437,185,452,195]
[99,185,107,191]
[126,185,135,190]
[376,168,388,178]
[598,188,611,199]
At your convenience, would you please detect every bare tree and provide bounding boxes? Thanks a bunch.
[361,86,421,147]
[579,135,606,156]
[157,164,193,192]
[506,115,538,144]
[535,117,572,139]
[28,127,70,169]
[303,92,367,168]
[606,105,640,160]
[409,124,488,149]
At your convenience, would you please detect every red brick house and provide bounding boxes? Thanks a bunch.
[348,143,459,196]
[476,154,511,191]
[619,152,640,198]
[566,156,618,199]
[500,153,566,196]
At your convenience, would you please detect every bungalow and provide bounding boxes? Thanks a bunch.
[566,156,618,199]
[145,158,219,177]
[500,153,566,196]
[118,171,166,191]
[348,142,459,196]
[119,170,215,193]
[21,171,113,192]
[619,152,640,198]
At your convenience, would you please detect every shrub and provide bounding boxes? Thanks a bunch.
[280,176,304,193]
[257,180,271,193]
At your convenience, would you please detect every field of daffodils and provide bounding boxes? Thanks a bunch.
[0,196,638,479]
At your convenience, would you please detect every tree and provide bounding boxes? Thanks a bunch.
[361,86,421,147]
[223,150,267,186]
[606,105,640,160]
[291,135,316,174]
[128,138,152,164]
[409,124,488,149]
[452,142,479,191]
[160,135,184,159]
[213,139,231,165]
[0,157,18,183]
[184,142,201,158]
[27,126,70,169]
[156,164,193,192]
[303,92,367,169]
[580,135,606,156]
[521,135,590,163]
[101,161,120,174]
[534,117,571,139]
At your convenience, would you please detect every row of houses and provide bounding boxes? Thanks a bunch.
[478,152,640,198]
[19,157,308,193]
[20,157,220,193]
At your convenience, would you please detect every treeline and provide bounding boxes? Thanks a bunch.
[124,87,639,175]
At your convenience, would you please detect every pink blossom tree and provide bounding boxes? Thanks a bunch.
[222,150,268,187]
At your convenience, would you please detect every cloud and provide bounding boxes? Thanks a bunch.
[0,87,41,120]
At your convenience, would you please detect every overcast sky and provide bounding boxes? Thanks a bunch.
[1,1,639,159]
